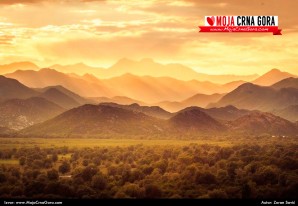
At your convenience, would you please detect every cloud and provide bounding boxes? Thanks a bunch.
[35,29,185,65]
[0,0,297,75]
[0,0,42,4]
[0,0,106,5]
[0,35,14,45]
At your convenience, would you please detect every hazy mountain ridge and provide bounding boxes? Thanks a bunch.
[0,97,65,130]
[20,104,167,137]
[156,93,225,112]
[252,69,297,86]
[39,88,81,109]
[1,66,297,136]
[99,102,173,119]
[93,96,145,106]
[5,68,115,98]
[210,82,298,111]
[18,103,298,137]
[0,76,94,129]
[5,69,249,103]
[199,105,252,121]
[36,85,92,105]
[0,62,39,75]
[227,111,297,135]
[169,107,227,133]
[0,75,90,109]
[272,105,298,122]
[0,75,39,100]
[52,58,259,84]
[271,77,298,90]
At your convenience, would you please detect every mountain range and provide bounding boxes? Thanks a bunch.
[94,96,145,106]
[0,62,39,75]
[4,66,296,104]
[4,68,114,98]
[0,75,92,130]
[99,103,172,120]
[51,58,259,84]
[156,93,224,112]
[19,103,298,137]
[5,69,245,103]
[0,63,297,137]
[99,103,253,122]
[20,104,167,138]
[0,75,89,108]
[209,79,298,112]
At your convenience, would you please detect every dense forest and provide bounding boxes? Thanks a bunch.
[0,137,297,199]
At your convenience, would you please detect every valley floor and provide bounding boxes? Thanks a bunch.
[1,135,296,149]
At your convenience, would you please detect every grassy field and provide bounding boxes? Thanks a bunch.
[0,159,19,165]
[0,137,236,149]
[0,136,295,150]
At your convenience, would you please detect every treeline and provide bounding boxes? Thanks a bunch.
[0,142,297,198]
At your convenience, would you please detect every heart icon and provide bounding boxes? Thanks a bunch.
[207,16,215,26]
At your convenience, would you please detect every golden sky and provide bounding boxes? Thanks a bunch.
[0,0,297,75]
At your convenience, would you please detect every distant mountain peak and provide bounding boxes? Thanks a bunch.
[252,68,296,86]
[269,68,281,72]
[263,68,292,76]
[237,82,259,90]
[44,87,60,93]
[116,57,133,64]
[6,61,38,67]
[222,105,238,110]
[130,103,141,107]
[74,62,88,67]
[170,107,225,132]
[83,73,96,78]
[40,68,57,72]
[140,58,155,63]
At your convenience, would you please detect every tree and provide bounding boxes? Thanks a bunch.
[43,158,52,169]
[92,174,107,190]
[81,166,98,181]
[129,169,144,182]
[195,171,217,184]
[253,166,279,185]
[19,157,26,166]
[142,165,154,175]
[59,162,70,174]
[208,189,228,198]
[47,169,59,181]
[241,183,252,198]
[145,184,162,198]
[155,160,168,174]
[82,159,89,167]
[0,172,6,183]
[52,154,58,162]
[122,183,145,198]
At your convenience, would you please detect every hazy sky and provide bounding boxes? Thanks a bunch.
[0,0,297,75]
